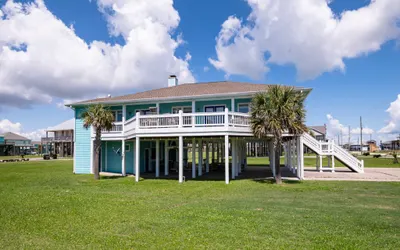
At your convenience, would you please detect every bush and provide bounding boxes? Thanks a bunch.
[363,152,370,156]
[373,154,381,158]
[43,154,50,160]
[392,152,399,164]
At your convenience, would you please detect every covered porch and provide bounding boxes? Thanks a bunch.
[98,135,305,184]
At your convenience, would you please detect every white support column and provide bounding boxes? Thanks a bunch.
[231,98,235,112]
[211,142,215,164]
[122,105,126,134]
[155,139,160,178]
[299,136,304,179]
[192,138,196,179]
[206,141,210,173]
[331,155,335,172]
[225,135,229,184]
[216,142,220,164]
[319,155,323,172]
[179,136,184,183]
[198,139,203,176]
[268,140,274,177]
[135,137,140,182]
[164,140,169,176]
[192,101,195,128]
[238,142,242,174]
[296,137,301,178]
[232,139,236,179]
[224,108,229,128]
[122,139,126,176]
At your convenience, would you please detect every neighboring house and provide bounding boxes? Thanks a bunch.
[0,132,32,156]
[309,125,327,141]
[68,76,364,183]
[381,140,400,150]
[41,119,74,157]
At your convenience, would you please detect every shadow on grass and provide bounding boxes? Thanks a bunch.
[253,178,302,185]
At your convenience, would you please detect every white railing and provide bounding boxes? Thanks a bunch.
[102,122,122,133]
[124,117,136,135]
[302,133,321,153]
[229,112,250,127]
[302,133,364,173]
[133,109,250,130]
[333,144,364,172]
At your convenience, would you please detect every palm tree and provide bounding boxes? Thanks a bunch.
[250,85,307,184]
[81,104,114,180]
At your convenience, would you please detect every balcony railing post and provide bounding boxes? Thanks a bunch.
[224,108,229,128]
[178,110,183,128]
[136,112,140,131]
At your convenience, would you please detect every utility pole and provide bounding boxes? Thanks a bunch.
[348,125,351,149]
[360,116,363,153]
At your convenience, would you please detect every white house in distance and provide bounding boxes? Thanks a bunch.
[68,76,364,184]
[42,119,74,157]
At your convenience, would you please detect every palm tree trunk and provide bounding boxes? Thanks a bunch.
[93,140,100,180]
[274,145,282,184]
[93,129,101,180]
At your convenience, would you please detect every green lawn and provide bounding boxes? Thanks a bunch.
[0,161,399,249]
[246,156,400,168]
[0,155,42,160]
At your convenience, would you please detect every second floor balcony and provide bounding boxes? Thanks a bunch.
[97,108,251,139]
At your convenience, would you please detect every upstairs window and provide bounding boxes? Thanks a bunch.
[238,103,250,113]
[172,106,192,114]
[112,110,123,122]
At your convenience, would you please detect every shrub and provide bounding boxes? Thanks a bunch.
[373,154,381,158]
[363,152,370,156]
[392,152,399,164]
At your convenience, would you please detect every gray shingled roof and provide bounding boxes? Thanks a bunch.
[309,126,327,135]
[3,132,30,141]
[70,81,311,106]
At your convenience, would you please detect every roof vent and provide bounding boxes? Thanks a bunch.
[168,75,178,87]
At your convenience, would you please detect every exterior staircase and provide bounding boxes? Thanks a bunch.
[302,133,364,173]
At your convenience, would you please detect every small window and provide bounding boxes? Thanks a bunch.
[112,110,123,122]
[238,103,250,113]
[172,106,192,114]
[125,144,130,152]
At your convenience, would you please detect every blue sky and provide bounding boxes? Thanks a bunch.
[0,0,399,142]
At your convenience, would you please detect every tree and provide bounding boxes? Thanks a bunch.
[81,104,114,180]
[250,85,307,184]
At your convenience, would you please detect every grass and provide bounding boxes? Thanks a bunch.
[0,160,400,249]
[0,155,42,160]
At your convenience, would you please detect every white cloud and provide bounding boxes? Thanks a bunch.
[210,0,400,80]
[326,114,374,143]
[0,0,195,108]
[0,119,22,134]
[326,114,349,138]
[0,119,45,141]
[350,127,374,135]
[379,94,400,134]
[203,66,210,72]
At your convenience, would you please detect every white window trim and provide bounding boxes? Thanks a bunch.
[237,103,250,113]
[204,104,227,112]
[172,106,193,114]
[112,110,123,122]
[125,144,130,152]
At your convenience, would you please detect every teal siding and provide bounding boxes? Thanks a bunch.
[101,141,135,174]
[74,107,91,174]
[0,136,4,144]
[125,141,135,174]
[105,141,122,173]
[159,102,192,114]
[234,98,252,112]
[126,104,156,120]
[195,99,231,112]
